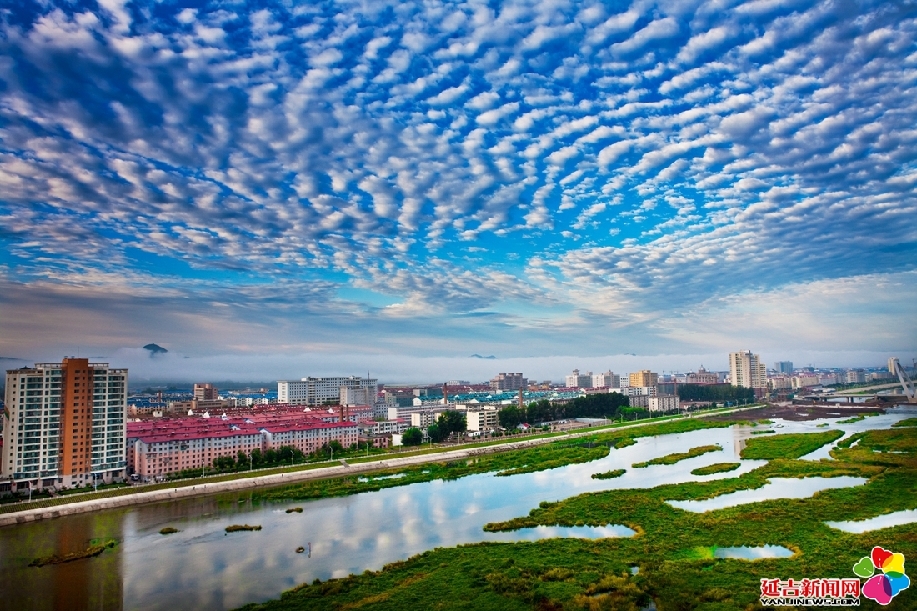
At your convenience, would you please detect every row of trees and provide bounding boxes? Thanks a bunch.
[676,383,754,402]
[498,392,631,429]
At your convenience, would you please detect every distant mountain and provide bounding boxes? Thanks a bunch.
[470,354,496,359]
[143,343,168,354]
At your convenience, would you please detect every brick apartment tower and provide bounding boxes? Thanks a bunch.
[59,358,93,478]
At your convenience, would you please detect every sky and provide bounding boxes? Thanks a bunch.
[1,0,915,382]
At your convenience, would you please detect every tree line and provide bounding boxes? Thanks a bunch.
[676,383,754,402]
[402,410,469,446]
[498,392,631,429]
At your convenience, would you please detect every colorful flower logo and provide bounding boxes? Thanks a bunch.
[853,546,910,605]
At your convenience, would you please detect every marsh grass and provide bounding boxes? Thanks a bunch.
[238,426,917,611]
[740,430,844,459]
[226,524,261,533]
[159,527,179,535]
[591,469,625,480]
[29,539,117,567]
[690,463,741,476]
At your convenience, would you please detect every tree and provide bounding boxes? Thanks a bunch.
[402,427,423,446]
[498,405,524,429]
[427,423,446,443]
[436,410,467,438]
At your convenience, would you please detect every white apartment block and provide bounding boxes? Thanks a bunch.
[768,376,793,391]
[278,376,378,406]
[592,371,620,388]
[465,407,499,431]
[565,369,593,388]
[729,351,767,390]
[648,395,680,412]
[3,359,128,491]
[609,386,657,397]
[845,370,866,384]
[490,373,527,391]
[793,374,820,389]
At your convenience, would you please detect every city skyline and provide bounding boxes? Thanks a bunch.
[1,1,915,378]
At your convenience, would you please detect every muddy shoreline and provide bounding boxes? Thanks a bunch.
[707,403,883,422]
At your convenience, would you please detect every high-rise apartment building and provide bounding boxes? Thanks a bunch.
[729,351,767,390]
[774,361,794,375]
[490,373,527,391]
[2,358,128,491]
[628,370,659,388]
[277,376,378,406]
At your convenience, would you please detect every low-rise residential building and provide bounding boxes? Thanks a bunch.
[648,395,679,412]
[127,408,359,479]
[845,370,866,384]
[465,406,499,431]
[768,376,793,391]
[793,374,820,389]
[686,367,718,385]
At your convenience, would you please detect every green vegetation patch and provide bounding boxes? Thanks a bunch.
[614,437,636,449]
[740,430,844,459]
[632,445,721,468]
[225,524,262,533]
[159,527,180,535]
[285,507,303,513]
[239,427,917,611]
[751,429,775,435]
[29,539,117,567]
[892,417,917,428]
[691,463,741,476]
[591,469,626,480]
[837,412,879,424]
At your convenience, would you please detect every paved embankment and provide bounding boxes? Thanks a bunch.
[0,406,761,527]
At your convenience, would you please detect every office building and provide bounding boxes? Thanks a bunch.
[729,351,767,390]
[193,383,218,400]
[2,358,127,491]
[278,376,378,406]
[686,367,718,385]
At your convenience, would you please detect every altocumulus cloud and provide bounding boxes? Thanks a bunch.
[0,0,915,372]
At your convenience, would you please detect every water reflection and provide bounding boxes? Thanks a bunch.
[668,477,867,512]
[714,545,794,560]
[826,509,917,533]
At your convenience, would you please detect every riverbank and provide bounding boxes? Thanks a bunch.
[0,406,761,527]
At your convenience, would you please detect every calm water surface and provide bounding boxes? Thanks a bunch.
[1,410,911,611]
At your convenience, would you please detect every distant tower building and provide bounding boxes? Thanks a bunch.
[565,369,593,388]
[729,351,767,390]
[774,361,794,375]
[628,370,659,388]
[193,383,218,400]
[2,358,128,490]
[592,371,620,388]
[490,373,527,391]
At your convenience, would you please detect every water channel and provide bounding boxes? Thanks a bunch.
[1,409,912,610]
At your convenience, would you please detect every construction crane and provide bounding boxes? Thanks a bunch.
[888,357,916,403]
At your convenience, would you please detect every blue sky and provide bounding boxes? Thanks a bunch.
[1,0,915,381]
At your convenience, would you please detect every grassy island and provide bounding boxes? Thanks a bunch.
[226,524,262,533]
[740,430,844,459]
[690,462,741,476]
[29,539,117,567]
[631,445,721,468]
[591,469,626,480]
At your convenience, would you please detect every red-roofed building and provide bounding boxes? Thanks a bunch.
[127,406,360,478]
